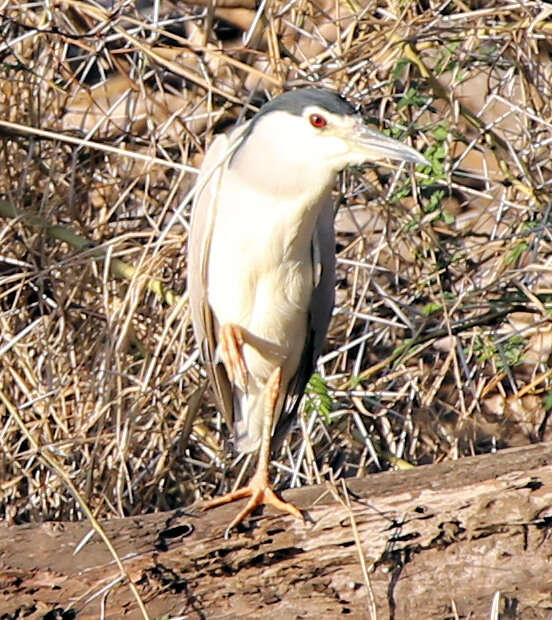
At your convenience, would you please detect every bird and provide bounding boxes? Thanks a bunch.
[188,88,427,533]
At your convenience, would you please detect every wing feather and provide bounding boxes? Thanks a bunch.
[188,127,248,429]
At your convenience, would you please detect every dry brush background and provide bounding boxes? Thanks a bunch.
[1,0,551,535]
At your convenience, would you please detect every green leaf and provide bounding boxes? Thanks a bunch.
[305,373,333,423]
[398,87,429,110]
[423,189,445,214]
[422,302,442,315]
[392,57,410,79]
[505,241,529,265]
[432,124,449,142]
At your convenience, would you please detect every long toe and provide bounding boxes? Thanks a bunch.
[261,486,303,521]
[226,489,265,531]
[225,485,303,532]
[201,486,253,511]
[202,480,303,534]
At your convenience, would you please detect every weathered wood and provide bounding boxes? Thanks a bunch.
[1,442,551,619]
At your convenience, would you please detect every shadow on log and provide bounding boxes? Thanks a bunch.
[1,442,551,619]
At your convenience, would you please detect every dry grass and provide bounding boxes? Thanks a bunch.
[1,0,551,525]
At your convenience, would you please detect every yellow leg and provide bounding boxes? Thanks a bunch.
[203,367,304,534]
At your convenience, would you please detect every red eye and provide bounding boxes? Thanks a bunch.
[309,113,327,128]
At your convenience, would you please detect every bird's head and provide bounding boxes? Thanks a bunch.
[230,88,427,192]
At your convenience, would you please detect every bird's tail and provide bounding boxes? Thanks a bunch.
[232,390,264,454]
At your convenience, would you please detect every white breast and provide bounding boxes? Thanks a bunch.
[207,172,316,385]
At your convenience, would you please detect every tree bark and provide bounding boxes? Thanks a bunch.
[1,442,551,619]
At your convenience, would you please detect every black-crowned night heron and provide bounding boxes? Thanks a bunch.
[188,88,426,532]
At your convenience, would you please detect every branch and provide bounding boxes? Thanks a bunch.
[1,442,550,618]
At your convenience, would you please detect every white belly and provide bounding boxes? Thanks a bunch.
[207,190,313,385]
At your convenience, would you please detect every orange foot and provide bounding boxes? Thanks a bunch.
[202,472,303,536]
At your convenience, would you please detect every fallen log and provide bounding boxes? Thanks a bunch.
[1,442,551,619]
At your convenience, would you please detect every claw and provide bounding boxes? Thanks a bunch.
[202,470,304,533]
